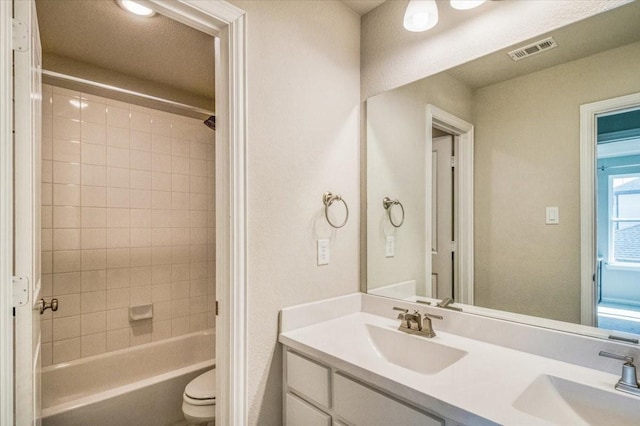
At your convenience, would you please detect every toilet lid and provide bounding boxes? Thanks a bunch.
[185,369,216,400]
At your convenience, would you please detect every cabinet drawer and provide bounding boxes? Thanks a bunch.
[285,392,331,426]
[333,373,444,426]
[286,350,331,408]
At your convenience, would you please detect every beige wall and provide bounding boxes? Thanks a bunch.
[40,84,215,365]
[228,1,361,425]
[473,41,640,323]
[367,73,473,294]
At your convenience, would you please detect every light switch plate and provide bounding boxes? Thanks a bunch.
[317,239,330,265]
[546,207,559,225]
[385,235,395,257]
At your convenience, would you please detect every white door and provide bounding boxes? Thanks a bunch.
[431,135,454,299]
[13,0,43,424]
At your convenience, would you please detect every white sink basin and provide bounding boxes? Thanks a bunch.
[365,324,467,374]
[513,374,640,425]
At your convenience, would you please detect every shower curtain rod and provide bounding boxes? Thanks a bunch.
[599,163,640,171]
[42,69,215,118]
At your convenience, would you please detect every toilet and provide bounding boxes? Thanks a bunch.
[182,369,215,425]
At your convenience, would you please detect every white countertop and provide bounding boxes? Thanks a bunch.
[279,310,639,425]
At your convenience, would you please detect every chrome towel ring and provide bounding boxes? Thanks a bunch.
[383,197,405,228]
[323,191,349,229]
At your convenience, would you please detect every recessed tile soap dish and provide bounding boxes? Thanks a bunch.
[129,304,153,321]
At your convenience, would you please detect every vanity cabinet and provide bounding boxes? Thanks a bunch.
[283,347,456,426]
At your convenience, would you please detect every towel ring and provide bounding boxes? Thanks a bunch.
[383,197,405,228]
[323,192,349,229]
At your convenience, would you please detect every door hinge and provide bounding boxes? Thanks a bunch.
[215,300,219,316]
[12,276,29,307]
[12,18,29,52]
[450,156,457,168]
[450,241,457,252]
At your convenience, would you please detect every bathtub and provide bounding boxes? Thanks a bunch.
[41,330,215,426]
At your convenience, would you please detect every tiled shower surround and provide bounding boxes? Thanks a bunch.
[40,84,215,366]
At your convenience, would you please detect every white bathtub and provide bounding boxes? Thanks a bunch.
[42,330,215,426]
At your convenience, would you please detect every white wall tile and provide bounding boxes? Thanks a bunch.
[107,126,130,148]
[81,311,106,335]
[81,207,106,228]
[81,332,106,357]
[81,249,106,271]
[51,162,78,185]
[106,106,130,129]
[130,131,151,152]
[81,270,107,292]
[106,146,130,168]
[81,186,107,207]
[106,328,129,351]
[53,272,81,295]
[52,315,81,341]
[81,122,106,144]
[81,143,106,166]
[81,290,106,314]
[52,338,80,363]
[81,101,106,125]
[42,87,215,364]
[53,117,81,141]
[53,206,81,228]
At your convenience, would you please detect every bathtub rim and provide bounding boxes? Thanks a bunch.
[41,329,215,419]
[41,329,215,374]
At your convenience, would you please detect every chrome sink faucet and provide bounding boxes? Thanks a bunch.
[393,307,443,338]
[599,351,640,396]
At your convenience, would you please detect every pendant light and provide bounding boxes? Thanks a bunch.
[450,0,487,11]
[403,0,439,32]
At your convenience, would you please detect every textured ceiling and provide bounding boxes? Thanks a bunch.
[341,0,386,16]
[447,1,640,90]
[35,0,215,109]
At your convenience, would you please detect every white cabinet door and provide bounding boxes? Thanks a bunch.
[333,373,444,426]
[285,393,331,426]
[286,350,331,409]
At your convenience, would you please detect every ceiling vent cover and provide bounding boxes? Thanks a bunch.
[508,37,558,61]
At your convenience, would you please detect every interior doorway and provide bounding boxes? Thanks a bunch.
[595,107,640,335]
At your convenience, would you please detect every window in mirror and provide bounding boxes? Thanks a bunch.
[610,174,640,265]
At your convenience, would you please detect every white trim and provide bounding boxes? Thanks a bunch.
[0,2,15,424]
[580,92,640,326]
[426,105,474,305]
[164,2,248,425]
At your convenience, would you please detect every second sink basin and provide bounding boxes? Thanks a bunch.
[365,324,467,374]
[513,374,640,425]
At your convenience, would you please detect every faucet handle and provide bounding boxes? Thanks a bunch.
[599,351,634,364]
[393,307,408,319]
[600,351,639,389]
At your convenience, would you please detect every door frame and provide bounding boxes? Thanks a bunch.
[0,1,249,424]
[1,2,15,424]
[426,105,474,304]
[579,92,640,326]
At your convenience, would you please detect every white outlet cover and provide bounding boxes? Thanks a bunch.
[317,239,330,265]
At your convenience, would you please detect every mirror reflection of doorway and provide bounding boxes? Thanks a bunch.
[596,107,640,334]
[432,132,455,299]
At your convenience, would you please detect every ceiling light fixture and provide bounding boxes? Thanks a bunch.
[450,0,487,11]
[117,0,156,17]
[403,0,439,32]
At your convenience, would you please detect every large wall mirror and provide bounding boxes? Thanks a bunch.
[365,1,640,341]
